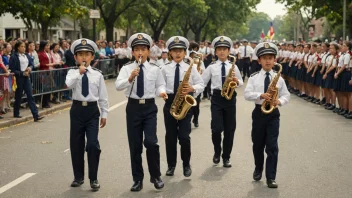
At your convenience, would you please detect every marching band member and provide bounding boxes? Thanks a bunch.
[244,42,290,188]
[161,36,204,177]
[65,38,109,191]
[157,49,170,68]
[189,49,206,127]
[202,36,243,167]
[115,33,166,191]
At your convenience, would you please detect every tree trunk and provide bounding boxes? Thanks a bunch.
[202,29,208,41]
[153,29,162,41]
[194,30,201,42]
[105,22,114,42]
[41,23,49,40]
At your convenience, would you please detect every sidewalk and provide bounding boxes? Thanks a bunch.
[0,101,72,129]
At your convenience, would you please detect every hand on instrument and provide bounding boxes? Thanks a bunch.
[79,65,87,74]
[160,92,168,100]
[128,68,140,82]
[260,93,272,100]
[100,118,107,128]
[232,77,239,85]
[181,83,194,96]
[273,99,281,107]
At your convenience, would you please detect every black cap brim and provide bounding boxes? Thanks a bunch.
[257,48,277,57]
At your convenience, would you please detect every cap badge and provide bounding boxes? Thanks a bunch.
[264,43,270,48]
[220,37,224,42]
[81,39,87,45]
[137,34,143,40]
[174,37,180,43]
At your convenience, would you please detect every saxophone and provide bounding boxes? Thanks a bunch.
[221,55,238,100]
[193,52,203,73]
[170,57,197,120]
[261,63,282,114]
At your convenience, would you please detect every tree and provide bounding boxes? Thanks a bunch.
[97,0,138,42]
[242,12,271,41]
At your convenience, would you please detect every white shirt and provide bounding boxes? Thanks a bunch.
[65,66,109,118]
[202,60,243,94]
[18,53,29,71]
[238,45,253,58]
[161,60,205,97]
[150,45,162,60]
[338,52,350,68]
[115,61,166,99]
[244,69,290,106]
[321,52,329,65]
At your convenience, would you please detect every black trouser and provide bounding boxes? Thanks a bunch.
[14,75,38,118]
[251,105,280,180]
[250,60,261,75]
[241,58,251,78]
[192,95,201,123]
[164,94,192,167]
[70,101,101,181]
[210,90,237,160]
[126,98,161,182]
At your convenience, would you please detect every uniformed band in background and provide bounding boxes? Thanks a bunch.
[64,32,352,193]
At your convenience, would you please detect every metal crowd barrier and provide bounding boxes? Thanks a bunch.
[95,58,117,79]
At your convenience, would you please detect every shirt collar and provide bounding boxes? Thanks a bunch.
[260,69,274,76]
[216,59,230,65]
[171,60,185,67]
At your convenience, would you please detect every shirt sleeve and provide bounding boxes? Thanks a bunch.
[155,68,166,96]
[191,66,205,97]
[234,65,243,87]
[344,54,350,65]
[115,66,132,91]
[278,78,290,106]
[201,65,212,85]
[65,69,81,89]
[98,74,109,118]
[244,76,262,101]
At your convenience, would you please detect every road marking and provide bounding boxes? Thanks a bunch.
[108,100,127,111]
[64,149,70,153]
[0,173,36,195]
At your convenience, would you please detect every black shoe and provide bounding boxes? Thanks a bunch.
[333,108,340,113]
[213,154,220,164]
[253,169,262,181]
[338,109,347,115]
[14,115,22,118]
[183,165,192,177]
[267,179,278,188]
[223,159,232,168]
[70,179,84,187]
[166,167,175,176]
[34,116,44,122]
[90,180,100,191]
[327,105,336,110]
[345,112,352,119]
[130,181,143,192]
[150,177,164,189]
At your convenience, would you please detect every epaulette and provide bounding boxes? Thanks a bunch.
[92,67,103,74]
[123,61,134,66]
[250,71,259,77]
[165,62,172,65]
[150,62,159,67]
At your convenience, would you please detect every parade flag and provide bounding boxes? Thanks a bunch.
[267,22,275,40]
[260,29,265,40]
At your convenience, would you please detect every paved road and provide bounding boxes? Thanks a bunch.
[0,80,351,198]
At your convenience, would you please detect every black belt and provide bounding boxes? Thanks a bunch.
[213,89,222,94]
[73,100,97,107]
[242,57,250,59]
[128,98,155,104]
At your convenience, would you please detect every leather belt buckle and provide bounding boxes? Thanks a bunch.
[82,101,88,106]
[139,99,145,104]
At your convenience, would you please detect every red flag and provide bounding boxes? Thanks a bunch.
[260,29,265,40]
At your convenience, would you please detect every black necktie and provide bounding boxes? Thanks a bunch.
[174,64,180,93]
[264,72,270,93]
[137,64,144,98]
[221,62,226,85]
[244,46,247,57]
[82,72,89,97]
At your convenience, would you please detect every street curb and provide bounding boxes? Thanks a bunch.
[0,102,72,129]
